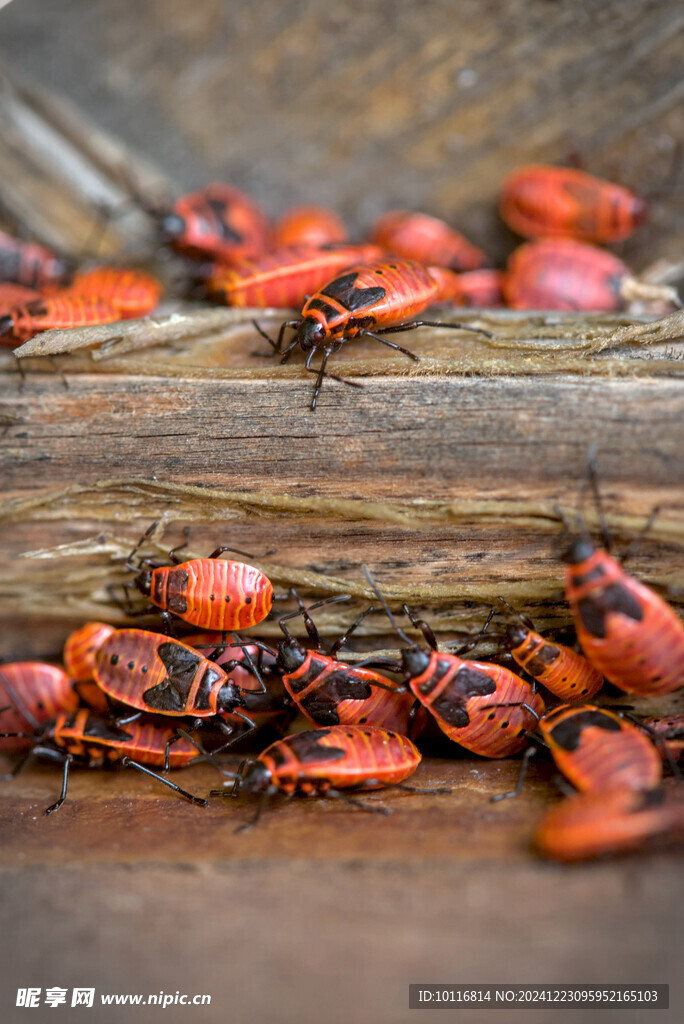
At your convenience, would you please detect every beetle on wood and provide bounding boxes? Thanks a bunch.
[213,724,447,831]
[124,522,274,633]
[254,258,493,409]
[1,709,207,813]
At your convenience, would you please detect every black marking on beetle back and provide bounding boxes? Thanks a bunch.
[206,199,243,244]
[23,299,50,318]
[268,745,289,769]
[298,671,374,726]
[82,718,134,743]
[346,314,377,331]
[525,643,560,677]
[162,568,189,614]
[285,729,347,764]
[571,564,607,588]
[429,664,497,728]
[577,582,644,638]
[144,642,202,711]
[307,298,339,320]
[285,655,330,695]
[194,666,223,710]
[549,709,622,751]
[417,657,454,696]
[158,642,201,683]
[143,680,188,712]
[321,271,386,312]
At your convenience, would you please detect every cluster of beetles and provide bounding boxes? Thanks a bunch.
[1,162,682,860]
[0,162,679,408]
[1,479,684,861]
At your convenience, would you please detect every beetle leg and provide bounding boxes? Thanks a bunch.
[234,786,276,833]
[40,750,73,815]
[391,782,452,794]
[491,744,538,803]
[324,788,390,815]
[114,710,143,727]
[376,319,493,339]
[276,319,300,354]
[1,746,34,782]
[329,604,375,657]
[207,544,276,560]
[121,756,207,806]
[167,526,191,564]
[360,330,419,362]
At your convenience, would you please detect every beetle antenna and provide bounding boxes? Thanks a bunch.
[362,566,415,647]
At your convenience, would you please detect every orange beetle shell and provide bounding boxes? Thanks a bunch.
[149,558,273,631]
[94,629,236,718]
[0,295,120,344]
[206,243,383,309]
[0,282,40,313]
[51,709,203,769]
[407,651,545,757]
[63,267,162,319]
[505,239,629,311]
[564,542,684,696]
[256,725,421,794]
[534,786,684,862]
[273,206,348,248]
[64,622,117,683]
[506,626,603,702]
[0,662,79,752]
[281,648,425,734]
[303,259,443,340]
[539,704,662,793]
[164,182,271,263]
[0,229,71,290]
[370,210,487,272]
[641,714,684,762]
[500,164,648,244]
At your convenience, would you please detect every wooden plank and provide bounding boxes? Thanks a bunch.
[2,310,684,656]
[0,758,681,1024]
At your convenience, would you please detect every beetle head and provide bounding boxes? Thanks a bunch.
[297,317,326,352]
[277,637,307,674]
[401,646,431,678]
[239,761,272,794]
[504,623,529,649]
[133,569,153,597]
[561,534,596,565]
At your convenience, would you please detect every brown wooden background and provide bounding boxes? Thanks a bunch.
[0,0,682,268]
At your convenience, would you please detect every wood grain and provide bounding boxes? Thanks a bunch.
[2,311,684,661]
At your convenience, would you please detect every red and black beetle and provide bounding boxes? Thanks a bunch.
[534,785,684,862]
[124,522,274,633]
[214,724,439,831]
[500,164,648,244]
[364,569,544,757]
[498,600,603,702]
[0,229,72,290]
[254,258,493,408]
[93,629,262,750]
[1,709,207,813]
[0,662,79,753]
[563,530,684,697]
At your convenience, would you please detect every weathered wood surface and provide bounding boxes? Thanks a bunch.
[0,1,683,270]
[0,755,682,1024]
[2,310,684,660]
